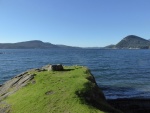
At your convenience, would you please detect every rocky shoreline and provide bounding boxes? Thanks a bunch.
[0,65,122,113]
[107,98,150,113]
[0,64,64,102]
[0,64,149,113]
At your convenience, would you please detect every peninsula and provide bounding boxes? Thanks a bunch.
[106,35,150,49]
[0,65,120,113]
[0,40,79,49]
[1,35,150,49]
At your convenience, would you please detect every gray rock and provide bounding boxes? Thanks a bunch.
[42,64,64,71]
[48,64,64,71]
[0,101,10,113]
[0,72,36,101]
[42,64,51,71]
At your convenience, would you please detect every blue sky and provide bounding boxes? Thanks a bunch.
[0,0,150,47]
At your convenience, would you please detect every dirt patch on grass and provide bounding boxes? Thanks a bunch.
[45,90,54,95]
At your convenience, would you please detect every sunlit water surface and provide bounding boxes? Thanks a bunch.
[0,49,150,99]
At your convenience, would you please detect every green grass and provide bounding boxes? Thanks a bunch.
[5,66,119,113]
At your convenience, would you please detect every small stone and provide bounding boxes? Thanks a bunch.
[45,90,54,95]
[48,64,64,71]
[31,80,36,84]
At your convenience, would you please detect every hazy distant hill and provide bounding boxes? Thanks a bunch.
[0,40,79,49]
[104,44,116,49]
[115,35,150,49]
[105,35,150,49]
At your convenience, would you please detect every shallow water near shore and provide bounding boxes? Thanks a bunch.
[0,49,150,99]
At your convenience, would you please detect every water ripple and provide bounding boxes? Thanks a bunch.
[0,49,150,99]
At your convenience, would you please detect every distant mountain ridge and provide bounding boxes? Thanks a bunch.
[1,35,150,49]
[106,35,150,49]
[0,40,79,49]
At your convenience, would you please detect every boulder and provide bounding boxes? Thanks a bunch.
[48,64,64,71]
[0,72,36,101]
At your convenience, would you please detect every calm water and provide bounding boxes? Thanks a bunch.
[0,49,150,99]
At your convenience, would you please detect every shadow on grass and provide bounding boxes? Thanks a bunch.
[75,82,120,113]
[63,69,75,71]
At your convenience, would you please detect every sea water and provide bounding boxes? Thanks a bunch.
[0,49,150,99]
